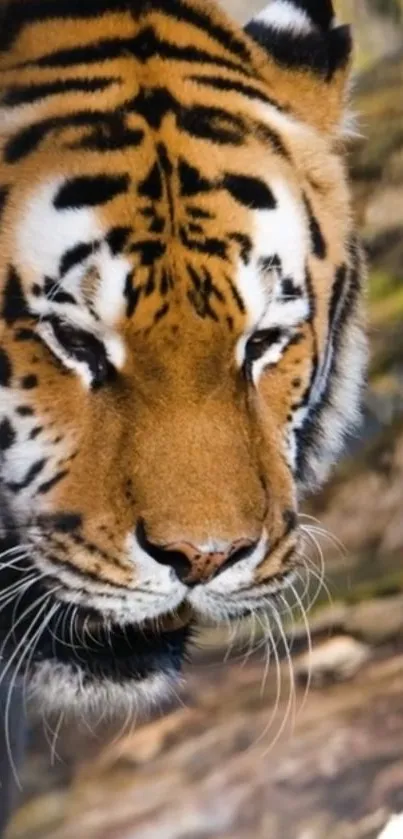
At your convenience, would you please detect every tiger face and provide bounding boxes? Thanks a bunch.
[0,0,366,712]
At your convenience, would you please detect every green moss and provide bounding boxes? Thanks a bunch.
[369,270,401,303]
[343,570,403,605]
[368,271,403,326]
[367,0,401,19]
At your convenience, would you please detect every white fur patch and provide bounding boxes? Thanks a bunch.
[379,816,403,839]
[235,177,309,379]
[31,532,187,626]
[28,659,180,717]
[16,179,101,284]
[254,179,309,287]
[300,317,367,489]
[190,567,297,622]
[251,331,293,385]
[92,242,130,325]
[235,258,269,333]
[16,179,131,329]
[205,530,268,594]
[254,1,314,36]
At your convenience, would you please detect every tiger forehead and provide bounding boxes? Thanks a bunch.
[108,138,265,331]
[1,0,335,348]
[0,0,309,335]
[61,142,281,330]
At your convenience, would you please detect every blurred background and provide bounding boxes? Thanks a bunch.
[6,2,403,838]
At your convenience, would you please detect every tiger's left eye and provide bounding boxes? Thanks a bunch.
[244,328,283,364]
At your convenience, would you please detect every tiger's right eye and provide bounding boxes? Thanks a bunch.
[244,328,283,364]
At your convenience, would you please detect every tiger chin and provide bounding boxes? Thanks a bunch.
[0,0,366,715]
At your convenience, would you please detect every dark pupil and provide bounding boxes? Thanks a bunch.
[54,323,84,352]
[50,318,112,388]
[246,327,282,362]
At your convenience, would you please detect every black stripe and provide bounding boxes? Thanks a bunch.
[255,122,290,159]
[37,470,69,495]
[186,206,214,220]
[178,159,213,198]
[186,265,220,322]
[139,0,251,64]
[0,186,9,222]
[0,0,129,51]
[132,86,248,143]
[295,256,360,482]
[143,267,156,297]
[54,174,129,209]
[124,271,141,318]
[245,22,352,80]
[2,266,30,326]
[289,0,335,31]
[1,0,251,66]
[4,110,125,163]
[225,274,246,315]
[138,162,163,201]
[21,374,38,389]
[228,233,253,267]
[223,173,277,210]
[29,426,43,440]
[159,268,174,296]
[37,513,83,532]
[179,105,246,146]
[71,123,144,153]
[16,406,33,417]
[59,242,97,277]
[5,121,51,163]
[106,226,132,255]
[189,74,283,109]
[7,458,47,492]
[19,28,251,78]
[282,277,303,300]
[1,76,116,107]
[154,302,170,324]
[305,264,317,323]
[129,240,166,266]
[180,227,227,260]
[44,278,77,305]
[303,194,327,259]
[328,258,361,347]
[22,37,132,69]
[4,89,242,164]
[329,264,347,327]
[0,418,16,451]
[15,328,40,342]
[131,87,178,131]
[259,254,281,273]
[157,143,175,227]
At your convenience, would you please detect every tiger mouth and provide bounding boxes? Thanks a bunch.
[140,603,194,633]
[0,568,194,687]
[35,605,194,684]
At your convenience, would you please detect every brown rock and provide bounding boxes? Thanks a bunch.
[346,596,403,645]
[295,636,371,687]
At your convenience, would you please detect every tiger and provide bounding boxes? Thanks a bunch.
[0,0,366,713]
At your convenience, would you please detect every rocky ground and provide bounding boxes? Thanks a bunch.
[5,2,403,838]
[7,618,403,839]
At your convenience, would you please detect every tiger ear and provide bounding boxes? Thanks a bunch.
[244,0,353,138]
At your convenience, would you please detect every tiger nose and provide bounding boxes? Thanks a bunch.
[136,521,258,586]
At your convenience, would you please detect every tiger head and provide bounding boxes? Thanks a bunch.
[0,0,366,712]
